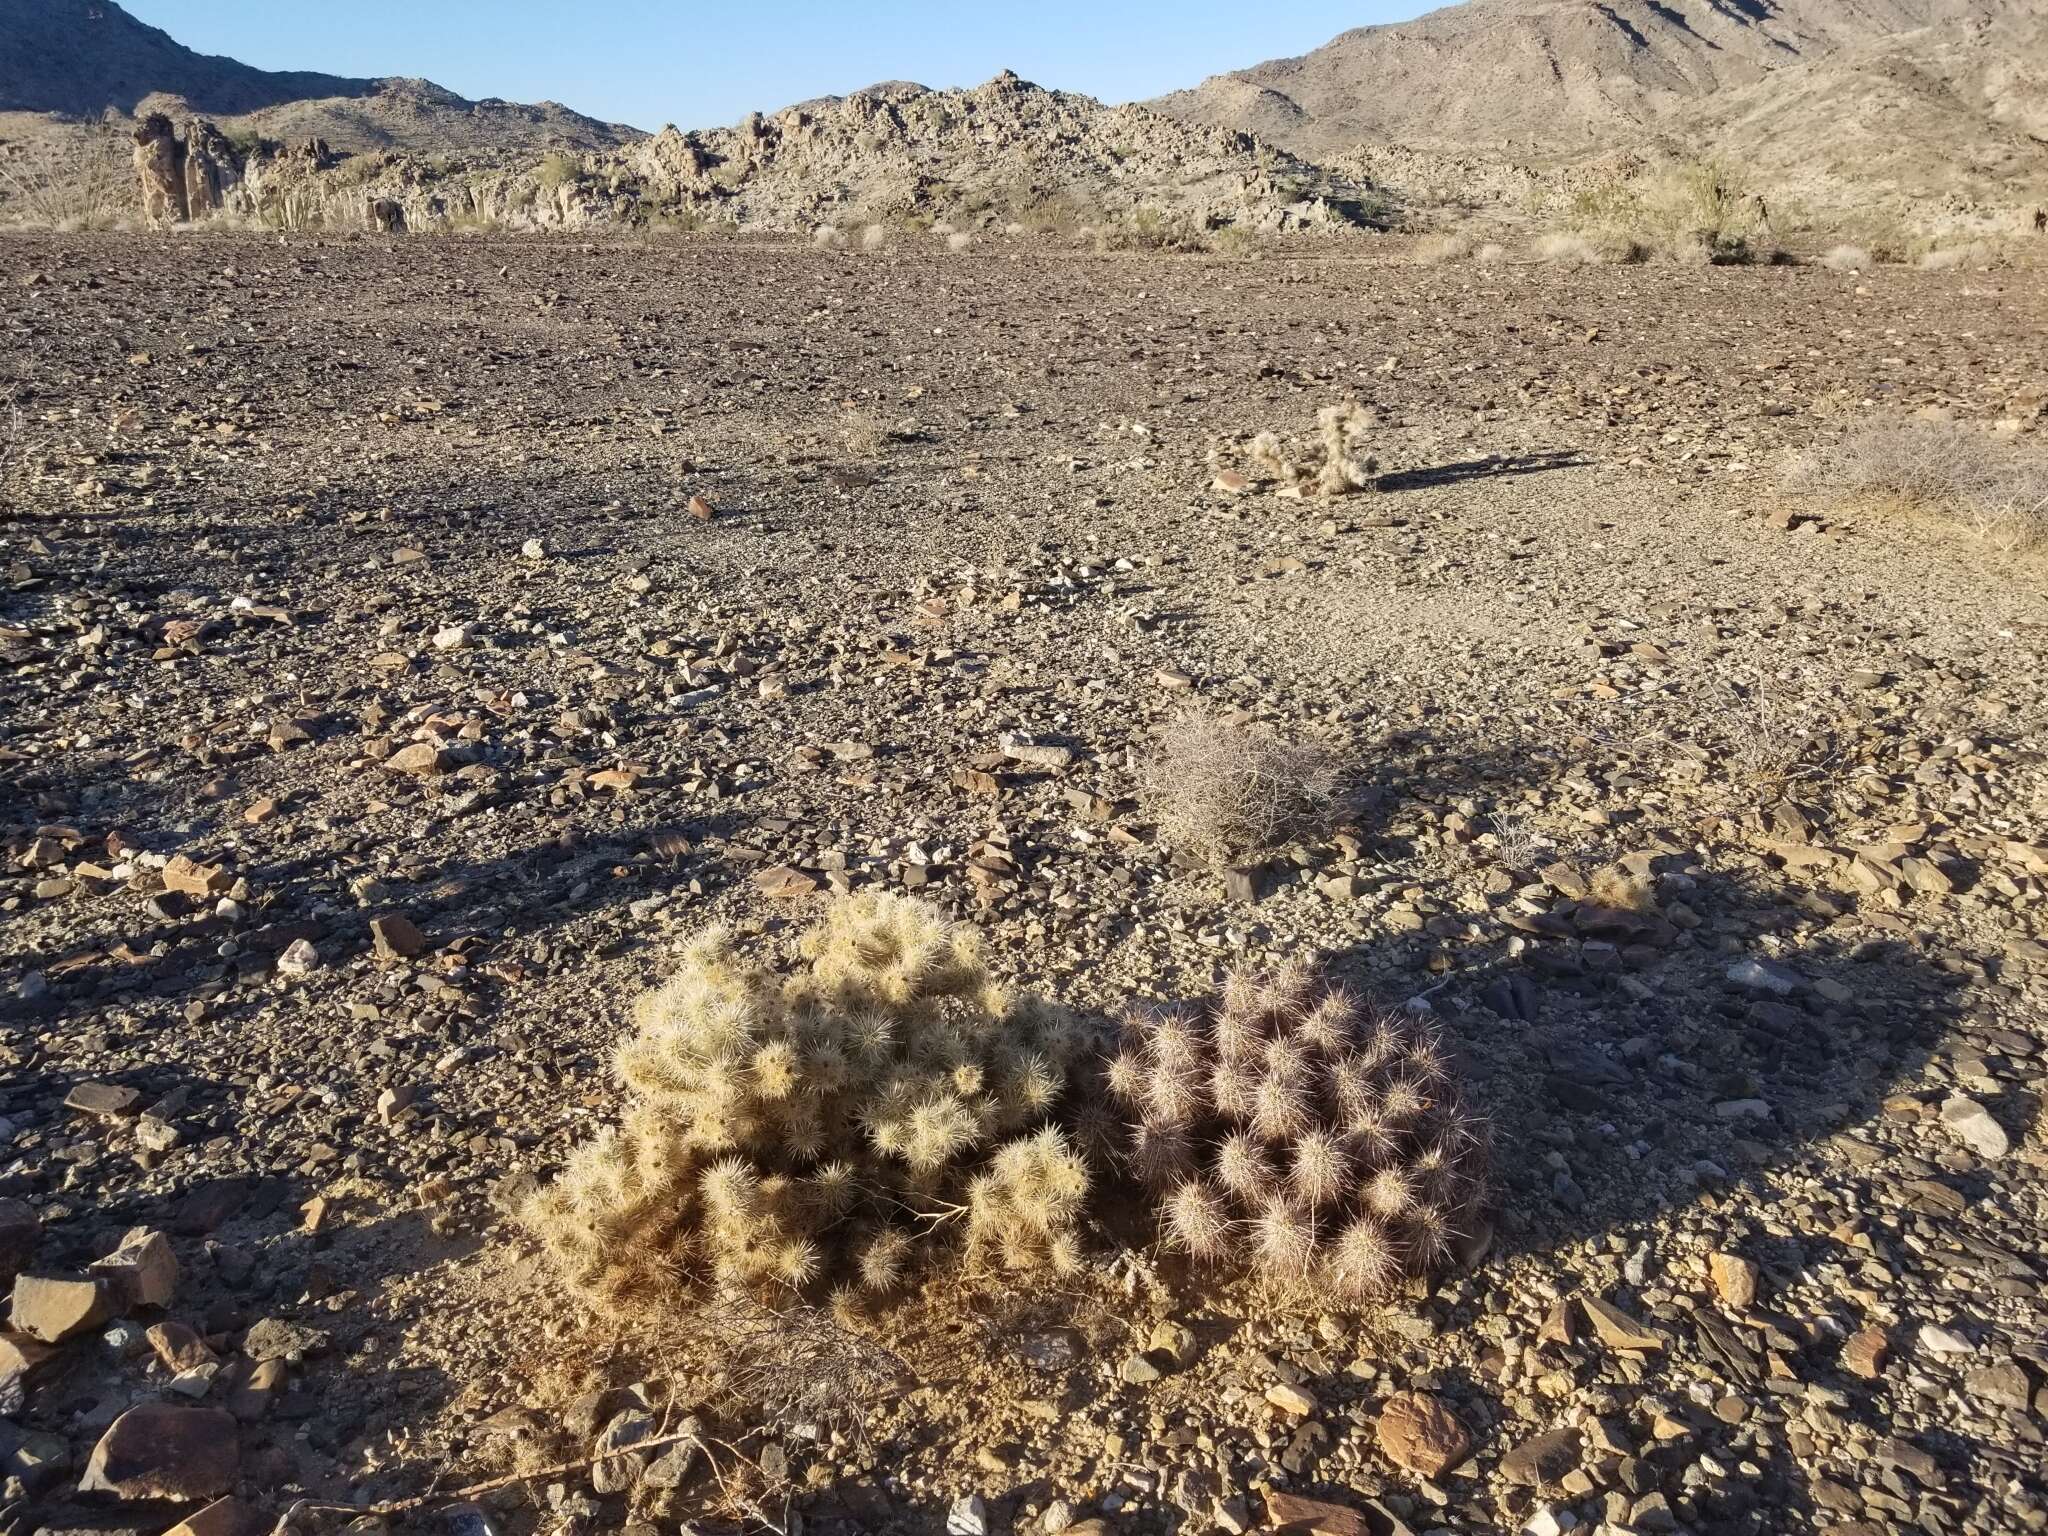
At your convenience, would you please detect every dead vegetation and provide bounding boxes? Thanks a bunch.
[1138,714,1345,866]
[1785,416,2048,553]
[1233,400,1379,498]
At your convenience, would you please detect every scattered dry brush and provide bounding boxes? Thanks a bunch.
[1138,714,1345,866]
[1106,964,1489,1298]
[1240,399,1378,497]
[1785,416,2048,553]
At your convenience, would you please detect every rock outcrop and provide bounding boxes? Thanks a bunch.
[131,113,186,226]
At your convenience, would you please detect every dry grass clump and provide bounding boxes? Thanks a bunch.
[1819,244,1871,271]
[1106,964,1489,1298]
[860,223,890,251]
[1244,400,1378,498]
[1138,714,1344,865]
[1533,231,1640,266]
[945,230,975,253]
[1785,416,2048,552]
[1414,233,1472,265]
[522,893,1092,1310]
[811,224,847,250]
[1474,242,1506,264]
[1916,242,1993,271]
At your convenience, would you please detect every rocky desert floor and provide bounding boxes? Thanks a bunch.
[2,231,2046,1536]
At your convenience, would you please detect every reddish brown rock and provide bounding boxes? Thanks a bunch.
[1375,1390,1472,1477]
[1843,1324,1891,1379]
[80,1403,238,1500]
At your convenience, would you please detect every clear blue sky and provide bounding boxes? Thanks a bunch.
[120,2,1435,132]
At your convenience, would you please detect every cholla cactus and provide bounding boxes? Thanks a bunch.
[1107,963,1487,1299]
[1243,401,1377,497]
[523,892,1091,1306]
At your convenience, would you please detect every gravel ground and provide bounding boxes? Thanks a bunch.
[2,231,2045,1536]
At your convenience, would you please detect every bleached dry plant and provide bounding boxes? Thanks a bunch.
[1138,714,1344,865]
[861,223,890,251]
[522,892,1092,1309]
[1918,242,1991,271]
[1474,242,1506,264]
[946,230,975,253]
[1107,964,1489,1299]
[1784,416,2048,552]
[0,130,131,230]
[1244,400,1377,497]
[812,224,847,250]
[1414,233,1472,265]
[1819,244,1871,271]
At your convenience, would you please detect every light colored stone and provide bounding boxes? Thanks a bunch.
[1939,1095,2009,1160]
[1376,1390,1472,1476]
[80,1403,239,1500]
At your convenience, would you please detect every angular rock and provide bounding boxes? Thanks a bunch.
[370,914,428,960]
[162,1498,266,1536]
[90,1228,179,1309]
[10,1274,116,1342]
[1582,1296,1664,1351]
[1375,1390,1471,1477]
[1500,1426,1582,1490]
[1938,1095,2009,1160]
[1708,1252,1760,1312]
[384,741,451,776]
[1842,1324,1890,1378]
[63,1082,143,1117]
[79,1403,239,1500]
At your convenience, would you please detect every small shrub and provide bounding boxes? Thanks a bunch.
[534,151,582,192]
[1205,225,1261,259]
[1534,232,1600,266]
[860,223,890,251]
[812,223,846,250]
[1474,241,1506,264]
[1819,244,1870,271]
[1918,242,1991,271]
[946,230,974,253]
[1242,400,1377,498]
[1139,714,1344,865]
[522,893,1093,1309]
[1784,417,2047,552]
[1414,233,1471,265]
[1107,965,1489,1298]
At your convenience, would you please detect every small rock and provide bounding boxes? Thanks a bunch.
[383,741,450,776]
[63,1081,142,1117]
[162,1498,266,1536]
[1938,1095,2009,1160]
[276,938,322,977]
[1708,1252,1759,1312]
[1375,1390,1471,1477]
[1266,1382,1318,1416]
[1501,1426,1582,1490]
[1842,1324,1890,1378]
[1581,1296,1664,1351]
[241,1316,330,1362]
[370,914,427,960]
[947,1493,989,1536]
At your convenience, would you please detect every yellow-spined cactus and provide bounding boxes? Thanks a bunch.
[524,892,1093,1307]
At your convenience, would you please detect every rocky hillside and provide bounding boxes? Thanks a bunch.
[1145,0,2015,156]
[596,73,1375,235]
[0,0,639,156]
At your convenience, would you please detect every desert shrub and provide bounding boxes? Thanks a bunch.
[1474,241,1506,264]
[1241,400,1378,498]
[1561,158,1760,263]
[1095,204,1202,253]
[1106,964,1488,1298]
[1139,713,1344,865]
[0,130,131,230]
[860,222,890,251]
[1205,225,1261,259]
[534,151,582,192]
[1918,242,1991,271]
[1819,244,1871,271]
[522,893,1093,1310]
[811,223,846,250]
[1784,417,2048,552]
[1414,232,1472,265]
[946,230,974,253]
